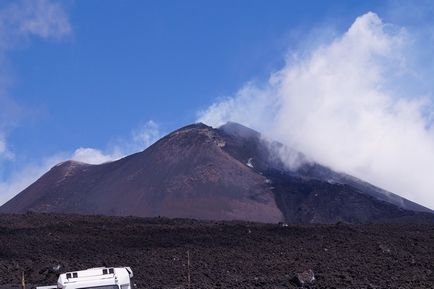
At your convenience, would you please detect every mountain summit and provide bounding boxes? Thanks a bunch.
[1,122,433,223]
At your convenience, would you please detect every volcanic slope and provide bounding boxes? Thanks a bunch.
[1,122,433,224]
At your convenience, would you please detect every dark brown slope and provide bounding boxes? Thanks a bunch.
[0,124,282,222]
[1,122,433,223]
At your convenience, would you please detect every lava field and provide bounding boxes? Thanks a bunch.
[0,213,433,289]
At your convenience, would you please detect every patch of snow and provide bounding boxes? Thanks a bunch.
[216,140,226,147]
[246,157,254,168]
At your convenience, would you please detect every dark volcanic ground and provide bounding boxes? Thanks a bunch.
[0,213,433,289]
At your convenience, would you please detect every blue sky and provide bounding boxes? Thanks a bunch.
[5,1,386,152]
[1,0,434,207]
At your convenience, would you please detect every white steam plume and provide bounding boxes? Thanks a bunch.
[198,12,434,209]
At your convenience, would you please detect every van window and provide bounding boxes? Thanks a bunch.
[78,286,119,289]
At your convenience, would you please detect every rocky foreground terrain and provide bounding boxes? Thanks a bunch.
[0,213,433,289]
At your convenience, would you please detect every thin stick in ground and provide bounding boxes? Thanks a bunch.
[187,250,191,289]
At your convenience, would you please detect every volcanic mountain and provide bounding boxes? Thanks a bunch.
[1,122,433,223]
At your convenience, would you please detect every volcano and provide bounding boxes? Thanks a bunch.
[1,122,433,223]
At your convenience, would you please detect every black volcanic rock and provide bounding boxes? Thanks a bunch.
[1,122,433,224]
[1,214,434,288]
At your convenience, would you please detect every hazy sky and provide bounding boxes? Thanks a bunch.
[1,0,434,208]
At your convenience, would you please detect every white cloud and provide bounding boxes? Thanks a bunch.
[132,120,161,149]
[199,12,434,209]
[71,148,121,165]
[0,0,71,49]
[0,134,14,160]
[15,0,71,39]
[70,120,162,165]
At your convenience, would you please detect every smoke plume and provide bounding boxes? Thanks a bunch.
[198,12,434,209]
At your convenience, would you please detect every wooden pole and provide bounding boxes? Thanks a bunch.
[21,271,25,289]
[187,250,191,289]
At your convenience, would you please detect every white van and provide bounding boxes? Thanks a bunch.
[37,267,134,289]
